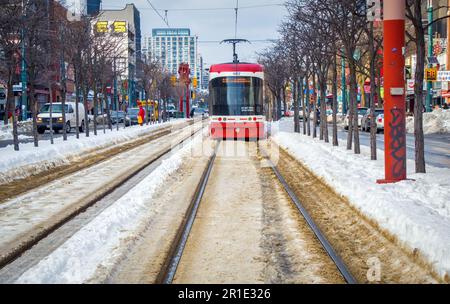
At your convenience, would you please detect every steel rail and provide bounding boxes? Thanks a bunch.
[260,146,357,284]
[0,122,205,271]
[158,140,220,284]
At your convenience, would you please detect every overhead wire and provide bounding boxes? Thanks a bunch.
[144,0,170,27]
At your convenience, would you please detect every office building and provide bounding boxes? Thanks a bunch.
[146,28,198,78]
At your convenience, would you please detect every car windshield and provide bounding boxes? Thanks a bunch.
[128,109,139,115]
[358,108,368,115]
[113,111,124,116]
[374,109,384,115]
[40,104,69,113]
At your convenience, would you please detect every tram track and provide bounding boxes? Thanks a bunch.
[258,144,356,284]
[0,121,206,275]
[158,140,355,284]
[157,140,220,284]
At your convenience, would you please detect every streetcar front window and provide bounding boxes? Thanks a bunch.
[209,77,263,116]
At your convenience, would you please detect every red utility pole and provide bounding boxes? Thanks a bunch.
[178,63,191,118]
[377,0,407,184]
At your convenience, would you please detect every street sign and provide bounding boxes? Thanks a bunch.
[425,68,438,81]
[437,70,450,82]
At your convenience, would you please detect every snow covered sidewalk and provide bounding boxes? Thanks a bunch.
[272,120,450,280]
[14,130,206,283]
[0,119,187,185]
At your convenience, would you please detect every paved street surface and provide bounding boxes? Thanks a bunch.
[290,122,450,169]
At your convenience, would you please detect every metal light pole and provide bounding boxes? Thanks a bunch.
[377,0,407,184]
[21,0,27,121]
[341,56,347,114]
[426,0,433,112]
[114,58,119,131]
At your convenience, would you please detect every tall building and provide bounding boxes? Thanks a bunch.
[86,0,101,15]
[66,0,101,16]
[95,4,141,106]
[146,28,198,78]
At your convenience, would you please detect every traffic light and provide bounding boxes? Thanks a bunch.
[192,77,198,88]
[170,75,177,87]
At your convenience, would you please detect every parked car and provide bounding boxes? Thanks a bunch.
[127,108,140,125]
[361,108,384,132]
[343,107,368,130]
[37,102,85,134]
[111,110,127,125]
[376,113,384,133]
[167,104,176,117]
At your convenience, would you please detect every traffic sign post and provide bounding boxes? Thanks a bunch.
[377,0,407,184]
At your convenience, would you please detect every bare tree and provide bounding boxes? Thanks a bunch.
[0,0,25,151]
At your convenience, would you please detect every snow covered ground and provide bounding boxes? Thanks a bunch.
[0,120,33,141]
[14,131,204,283]
[406,109,450,134]
[0,119,186,184]
[272,119,450,280]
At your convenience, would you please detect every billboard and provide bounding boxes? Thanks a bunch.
[94,20,127,33]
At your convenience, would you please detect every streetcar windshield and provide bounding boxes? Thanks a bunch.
[209,77,263,116]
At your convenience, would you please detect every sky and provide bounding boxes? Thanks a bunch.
[102,0,288,67]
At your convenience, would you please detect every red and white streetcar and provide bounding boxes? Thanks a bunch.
[208,61,265,140]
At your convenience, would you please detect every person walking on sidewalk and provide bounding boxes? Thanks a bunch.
[138,103,145,126]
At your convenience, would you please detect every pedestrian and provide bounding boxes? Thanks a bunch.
[138,103,145,126]
[190,108,195,118]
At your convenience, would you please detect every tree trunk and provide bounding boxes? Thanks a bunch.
[61,77,67,141]
[300,78,306,134]
[350,63,360,154]
[93,85,98,136]
[332,55,338,146]
[29,83,38,147]
[7,75,19,151]
[293,78,300,133]
[306,77,311,136]
[75,82,80,139]
[106,92,112,131]
[312,73,317,138]
[48,82,54,145]
[276,89,282,121]
[321,85,329,143]
[414,23,426,173]
[83,83,89,137]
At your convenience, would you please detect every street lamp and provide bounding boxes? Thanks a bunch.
[427,0,433,112]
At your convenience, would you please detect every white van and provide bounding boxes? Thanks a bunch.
[37,102,85,134]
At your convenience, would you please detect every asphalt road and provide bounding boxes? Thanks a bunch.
[297,123,450,169]
[2,121,449,169]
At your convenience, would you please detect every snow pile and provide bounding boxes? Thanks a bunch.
[406,109,450,134]
[0,120,185,184]
[15,133,199,283]
[272,120,450,280]
[0,120,33,140]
